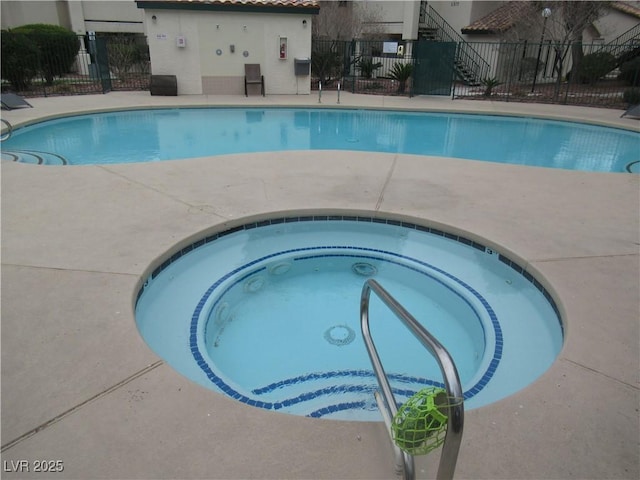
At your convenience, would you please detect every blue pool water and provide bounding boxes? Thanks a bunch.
[2,108,638,172]
[135,217,564,421]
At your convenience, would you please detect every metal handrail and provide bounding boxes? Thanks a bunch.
[360,279,464,480]
[425,6,490,82]
[594,23,640,62]
[1,118,13,142]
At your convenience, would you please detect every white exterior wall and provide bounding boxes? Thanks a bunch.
[1,0,144,34]
[428,1,505,40]
[357,0,419,39]
[591,9,640,43]
[144,9,313,95]
[1,1,63,29]
[144,10,203,94]
[402,1,420,39]
[428,0,473,36]
[81,0,144,34]
[358,1,403,36]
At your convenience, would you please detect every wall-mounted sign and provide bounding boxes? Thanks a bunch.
[383,42,398,54]
[156,33,168,40]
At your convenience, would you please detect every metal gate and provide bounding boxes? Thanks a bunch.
[87,34,112,93]
[413,41,456,96]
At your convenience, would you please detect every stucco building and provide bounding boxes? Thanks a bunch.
[135,0,318,95]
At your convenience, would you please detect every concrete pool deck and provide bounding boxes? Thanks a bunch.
[1,91,638,479]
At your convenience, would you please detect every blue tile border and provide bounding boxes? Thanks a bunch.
[189,246,500,414]
[135,215,564,417]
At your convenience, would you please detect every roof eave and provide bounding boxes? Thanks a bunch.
[135,1,320,15]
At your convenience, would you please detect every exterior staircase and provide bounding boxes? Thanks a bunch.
[418,4,489,86]
[597,23,640,67]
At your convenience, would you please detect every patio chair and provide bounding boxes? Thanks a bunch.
[244,64,265,97]
[621,103,640,119]
[1,93,32,110]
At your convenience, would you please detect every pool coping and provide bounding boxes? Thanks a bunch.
[1,91,638,480]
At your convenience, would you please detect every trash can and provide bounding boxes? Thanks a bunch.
[150,75,178,96]
[294,58,311,76]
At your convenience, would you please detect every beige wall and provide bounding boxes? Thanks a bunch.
[82,0,144,34]
[592,9,640,43]
[357,0,420,39]
[1,1,65,29]
[1,0,144,33]
[144,9,313,95]
[428,1,505,40]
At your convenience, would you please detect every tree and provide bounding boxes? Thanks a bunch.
[312,1,384,40]
[507,1,611,98]
[535,1,611,77]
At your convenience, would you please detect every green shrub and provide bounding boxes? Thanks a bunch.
[356,57,383,79]
[12,24,80,85]
[618,56,640,86]
[623,88,640,105]
[389,62,413,93]
[480,77,503,97]
[1,30,40,90]
[577,52,616,84]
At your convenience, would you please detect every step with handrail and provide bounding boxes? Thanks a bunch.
[360,279,464,480]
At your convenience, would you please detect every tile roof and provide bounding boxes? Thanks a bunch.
[461,1,533,35]
[136,0,319,11]
[611,1,640,18]
[461,1,640,35]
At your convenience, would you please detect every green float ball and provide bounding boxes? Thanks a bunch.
[392,387,449,455]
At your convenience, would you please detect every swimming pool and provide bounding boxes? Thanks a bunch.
[135,216,564,421]
[2,108,638,172]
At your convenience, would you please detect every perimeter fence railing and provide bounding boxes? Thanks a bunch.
[1,32,150,98]
[2,31,638,109]
[451,40,640,109]
[312,38,640,109]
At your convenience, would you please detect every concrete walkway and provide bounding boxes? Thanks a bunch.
[1,92,638,479]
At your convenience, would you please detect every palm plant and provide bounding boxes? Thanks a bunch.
[389,62,413,94]
[480,77,503,97]
[357,57,383,79]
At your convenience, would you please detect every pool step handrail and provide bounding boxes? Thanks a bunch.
[1,118,13,142]
[360,279,464,480]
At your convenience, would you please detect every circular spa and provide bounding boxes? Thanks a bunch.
[135,216,564,421]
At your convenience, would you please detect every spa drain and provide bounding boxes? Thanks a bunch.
[324,325,356,346]
[352,262,377,277]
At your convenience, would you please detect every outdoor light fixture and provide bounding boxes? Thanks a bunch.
[151,15,157,23]
[531,7,552,92]
[302,19,307,27]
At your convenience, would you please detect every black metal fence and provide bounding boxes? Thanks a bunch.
[312,39,415,96]
[452,41,640,109]
[1,32,150,98]
[2,31,638,109]
[312,38,640,109]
